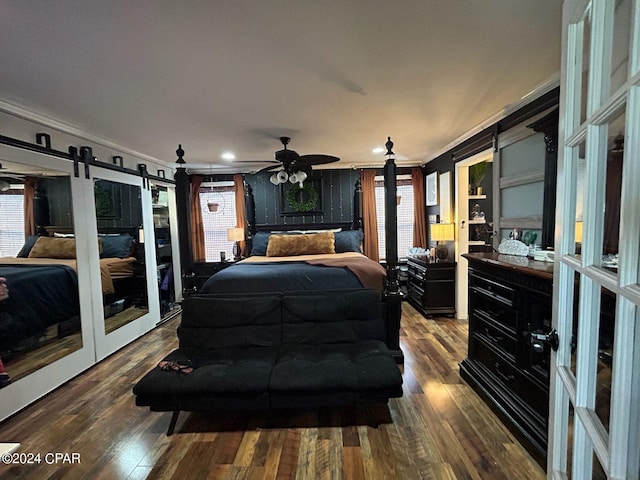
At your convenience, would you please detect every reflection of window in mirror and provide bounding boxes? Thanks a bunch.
[0,170,82,385]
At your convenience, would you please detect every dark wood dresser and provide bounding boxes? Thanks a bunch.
[406,256,456,317]
[460,253,554,460]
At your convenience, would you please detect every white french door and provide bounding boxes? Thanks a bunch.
[550,0,640,478]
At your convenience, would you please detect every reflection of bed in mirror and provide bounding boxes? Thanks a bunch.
[0,230,139,369]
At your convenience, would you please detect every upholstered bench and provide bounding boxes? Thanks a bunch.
[133,289,403,434]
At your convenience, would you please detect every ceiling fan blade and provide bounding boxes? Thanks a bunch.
[234,160,279,164]
[298,154,340,166]
[257,164,281,173]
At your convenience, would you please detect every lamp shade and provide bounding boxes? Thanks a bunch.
[430,223,455,241]
[227,227,244,242]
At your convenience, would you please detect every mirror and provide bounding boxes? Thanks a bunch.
[93,178,148,333]
[0,161,82,384]
[152,185,176,319]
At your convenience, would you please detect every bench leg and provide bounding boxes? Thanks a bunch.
[167,410,180,436]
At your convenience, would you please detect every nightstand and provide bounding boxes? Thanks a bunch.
[406,257,456,317]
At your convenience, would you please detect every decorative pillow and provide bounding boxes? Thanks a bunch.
[266,232,335,257]
[28,237,78,259]
[28,236,104,259]
[100,233,135,258]
[250,231,303,256]
[17,235,40,258]
[249,231,272,256]
[334,230,364,253]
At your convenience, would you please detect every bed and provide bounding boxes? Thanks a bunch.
[0,233,137,357]
[197,222,402,362]
[173,148,404,362]
[201,228,385,295]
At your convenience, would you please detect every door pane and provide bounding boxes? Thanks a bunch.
[94,178,148,333]
[610,0,631,95]
[600,109,625,272]
[572,141,587,259]
[0,165,82,383]
[571,272,581,377]
[580,10,592,125]
[595,286,614,433]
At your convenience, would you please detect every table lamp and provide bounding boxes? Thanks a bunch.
[227,227,244,261]
[431,223,455,261]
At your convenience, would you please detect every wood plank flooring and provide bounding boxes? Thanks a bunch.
[0,303,546,479]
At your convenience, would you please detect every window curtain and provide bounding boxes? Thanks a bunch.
[190,175,205,262]
[360,169,379,261]
[411,167,427,248]
[233,174,247,256]
[23,176,37,237]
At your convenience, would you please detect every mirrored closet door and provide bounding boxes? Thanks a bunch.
[150,181,182,322]
[0,144,97,420]
[89,167,159,361]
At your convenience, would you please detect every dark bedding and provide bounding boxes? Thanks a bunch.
[0,263,80,351]
[200,261,364,294]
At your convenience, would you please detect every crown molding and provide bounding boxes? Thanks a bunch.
[0,99,170,169]
[425,72,561,163]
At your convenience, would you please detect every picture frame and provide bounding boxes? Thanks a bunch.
[439,171,452,223]
[94,180,122,219]
[426,172,438,206]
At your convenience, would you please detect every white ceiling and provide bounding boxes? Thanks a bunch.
[0,1,562,174]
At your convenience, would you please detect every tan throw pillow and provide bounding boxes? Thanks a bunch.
[266,232,335,257]
[28,236,77,259]
[28,236,103,258]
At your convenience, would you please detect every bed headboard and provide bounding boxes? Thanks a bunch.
[253,221,355,233]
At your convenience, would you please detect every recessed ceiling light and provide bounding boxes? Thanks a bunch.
[221,152,236,161]
[372,147,385,154]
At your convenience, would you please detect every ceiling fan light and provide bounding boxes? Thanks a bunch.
[0,180,9,192]
[269,173,280,185]
[295,171,307,183]
[276,170,289,184]
[288,172,298,184]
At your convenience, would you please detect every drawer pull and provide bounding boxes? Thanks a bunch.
[494,363,515,383]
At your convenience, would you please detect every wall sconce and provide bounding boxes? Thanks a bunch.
[227,227,245,261]
[431,223,455,262]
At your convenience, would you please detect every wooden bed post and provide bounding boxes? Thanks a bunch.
[245,182,256,235]
[173,145,195,294]
[353,179,363,230]
[383,137,403,363]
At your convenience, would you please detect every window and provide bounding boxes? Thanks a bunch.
[0,189,25,257]
[198,181,237,262]
[374,175,414,260]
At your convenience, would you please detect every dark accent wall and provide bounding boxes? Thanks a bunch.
[244,168,361,226]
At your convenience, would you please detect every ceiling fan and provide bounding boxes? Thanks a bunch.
[239,137,340,186]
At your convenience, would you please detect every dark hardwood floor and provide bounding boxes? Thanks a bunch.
[0,303,545,479]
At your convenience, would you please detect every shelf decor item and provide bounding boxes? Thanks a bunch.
[469,161,488,195]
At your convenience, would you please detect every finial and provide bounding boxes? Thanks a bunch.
[176,144,185,165]
[385,136,394,157]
